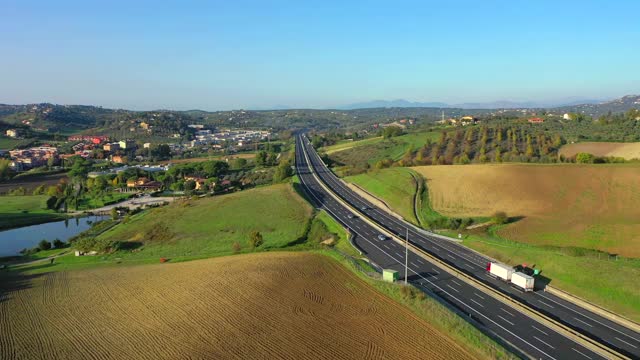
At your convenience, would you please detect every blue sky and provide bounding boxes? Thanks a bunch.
[1,0,639,110]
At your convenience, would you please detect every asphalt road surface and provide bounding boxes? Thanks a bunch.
[295,135,626,360]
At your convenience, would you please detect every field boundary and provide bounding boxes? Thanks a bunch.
[301,140,629,360]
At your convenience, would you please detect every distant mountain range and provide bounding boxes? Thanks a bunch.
[337,98,606,110]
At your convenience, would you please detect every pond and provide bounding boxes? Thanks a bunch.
[0,216,108,256]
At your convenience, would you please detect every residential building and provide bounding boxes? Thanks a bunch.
[5,129,19,138]
[103,142,120,152]
[528,117,544,124]
[112,155,126,164]
[118,139,137,150]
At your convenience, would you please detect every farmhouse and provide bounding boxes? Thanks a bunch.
[528,117,544,124]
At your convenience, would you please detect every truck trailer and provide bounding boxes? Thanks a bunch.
[486,262,514,282]
[511,272,535,292]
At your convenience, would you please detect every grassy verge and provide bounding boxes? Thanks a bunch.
[0,195,67,230]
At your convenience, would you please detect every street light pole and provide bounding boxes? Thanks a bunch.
[405,227,409,285]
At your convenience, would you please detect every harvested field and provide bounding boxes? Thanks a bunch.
[559,141,640,160]
[0,252,473,360]
[413,164,640,257]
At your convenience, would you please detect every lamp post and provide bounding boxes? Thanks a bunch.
[405,228,409,285]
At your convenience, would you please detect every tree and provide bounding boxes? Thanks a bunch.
[382,125,403,138]
[576,152,594,164]
[53,239,65,249]
[0,159,13,181]
[248,231,264,249]
[38,240,52,251]
[111,207,119,220]
[492,211,508,225]
[231,158,247,170]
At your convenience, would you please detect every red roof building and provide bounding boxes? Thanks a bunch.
[528,117,544,124]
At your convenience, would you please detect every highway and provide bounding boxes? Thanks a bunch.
[299,134,640,359]
[294,135,608,360]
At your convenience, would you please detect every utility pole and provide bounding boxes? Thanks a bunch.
[405,228,409,285]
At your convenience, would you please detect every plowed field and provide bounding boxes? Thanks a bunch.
[413,164,640,257]
[559,142,640,160]
[0,252,472,360]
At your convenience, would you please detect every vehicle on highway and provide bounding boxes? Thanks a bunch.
[360,206,368,211]
[377,234,387,241]
[347,213,355,219]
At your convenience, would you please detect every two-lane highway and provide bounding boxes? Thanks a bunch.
[300,134,640,359]
[294,135,607,360]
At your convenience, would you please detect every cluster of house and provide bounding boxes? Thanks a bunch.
[436,116,479,126]
[8,146,58,171]
[120,175,231,193]
[189,128,270,148]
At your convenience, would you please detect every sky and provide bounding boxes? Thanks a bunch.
[1,0,639,111]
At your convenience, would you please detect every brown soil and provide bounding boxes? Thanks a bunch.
[0,252,473,360]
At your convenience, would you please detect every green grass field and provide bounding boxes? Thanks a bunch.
[0,136,35,150]
[346,168,421,224]
[0,195,66,230]
[328,131,441,166]
[10,184,315,273]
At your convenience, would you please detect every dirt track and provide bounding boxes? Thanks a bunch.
[0,252,473,360]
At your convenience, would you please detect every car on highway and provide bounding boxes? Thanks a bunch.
[360,206,368,211]
[377,234,387,241]
[347,213,356,219]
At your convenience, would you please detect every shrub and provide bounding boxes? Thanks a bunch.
[492,211,508,225]
[232,241,242,253]
[38,240,52,251]
[248,230,264,249]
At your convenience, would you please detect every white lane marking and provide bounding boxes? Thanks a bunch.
[383,244,391,250]
[445,284,460,293]
[431,268,440,275]
[470,298,484,308]
[534,336,555,349]
[447,254,456,260]
[573,317,593,328]
[410,262,419,267]
[536,293,640,343]
[572,348,593,359]
[615,336,638,349]
[474,293,485,300]
[299,139,561,360]
[417,259,425,264]
[538,300,555,308]
[500,308,515,317]
[451,280,463,287]
[532,325,548,336]
[394,252,403,258]
[431,275,439,280]
[498,315,515,326]
[464,263,474,269]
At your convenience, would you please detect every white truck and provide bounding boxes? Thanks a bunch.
[486,262,514,282]
[511,272,535,292]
